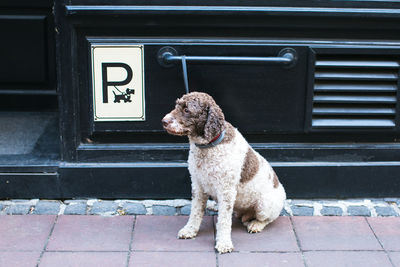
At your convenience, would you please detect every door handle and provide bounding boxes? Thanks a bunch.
[157,46,298,68]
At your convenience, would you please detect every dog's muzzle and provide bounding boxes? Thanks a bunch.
[162,114,173,128]
[162,114,187,136]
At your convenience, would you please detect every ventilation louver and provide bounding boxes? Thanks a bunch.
[311,55,399,129]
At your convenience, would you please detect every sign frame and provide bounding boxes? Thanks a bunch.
[91,44,146,122]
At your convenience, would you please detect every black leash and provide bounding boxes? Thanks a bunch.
[113,86,123,94]
[181,56,189,94]
[180,55,226,149]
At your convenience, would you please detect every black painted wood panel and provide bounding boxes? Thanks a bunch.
[0,15,47,84]
[58,162,400,199]
[0,173,60,199]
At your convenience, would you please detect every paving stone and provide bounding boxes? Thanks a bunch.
[5,205,31,215]
[132,216,215,251]
[1,198,399,217]
[152,205,176,215]
[292,216,382,251]
[33,201,61,215]
[205,209,217,216]
[319,200,342,205]
[64,203,87,215]
[320,206,343,216]
[123,202,147,215]
[304,251,392,267]
[47,215,134,251]
[228,216,299,252]
[40,252,127,267]
[291,200,314,206]
[129,252,216,267]
[280,209,290,216]
[384,198,400,205]
[292,206,314,216]
[342,199,365,204]
[180,204,191,215]
[64,200,87,204]
[219,252,304,267]
[90,201,118,215]
[0,252,41,267]
[375,206,398,217]
[0,215,55,250]
[371,200,388,206]
[348,206,371,216]
[367,217,400,251]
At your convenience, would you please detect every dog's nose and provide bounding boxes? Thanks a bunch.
[162,116,173,127]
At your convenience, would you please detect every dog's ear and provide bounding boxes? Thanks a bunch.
[204,105,225,141]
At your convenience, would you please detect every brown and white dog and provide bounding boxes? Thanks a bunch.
[162,92,286,254]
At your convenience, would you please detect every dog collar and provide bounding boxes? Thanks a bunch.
[195,130,226,149]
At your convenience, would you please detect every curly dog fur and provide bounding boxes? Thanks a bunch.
[162,92,286,254]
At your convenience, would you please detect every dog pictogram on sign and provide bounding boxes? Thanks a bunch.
[112,86,135,103]
[91,45,145,121]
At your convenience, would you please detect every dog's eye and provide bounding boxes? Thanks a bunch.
[184,108,189,113]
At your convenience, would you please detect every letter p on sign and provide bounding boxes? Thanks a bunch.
[91,45,145,121]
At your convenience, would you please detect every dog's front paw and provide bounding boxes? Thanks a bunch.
[178,226,198,239]
[215,240,234,254]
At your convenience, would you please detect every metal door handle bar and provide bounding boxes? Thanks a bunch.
[158,46,297,68]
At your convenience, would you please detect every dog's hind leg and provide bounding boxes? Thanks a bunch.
[247,193,283,233]
[247,219,271,233]
[240,208,256,224]
[246,206,273,233]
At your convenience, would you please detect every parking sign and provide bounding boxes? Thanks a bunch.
[91,45,145,121]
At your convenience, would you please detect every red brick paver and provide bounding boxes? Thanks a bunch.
[39,252,128,267]
[129,252,216,267]
[47,215,134,251]
[0,215,55,251]
[219,252,305,267]
[131,216,215,252]
[0,252,41,267]
[389,252,400,266]
[0,215,398,267]
[228,216,299,252]
[304,251,393,267]
[367,217,400,251]
[292,216,382,251]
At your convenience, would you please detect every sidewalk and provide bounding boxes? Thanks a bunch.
[0,215,398,267]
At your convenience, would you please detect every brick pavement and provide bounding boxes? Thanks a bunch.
[0,215,398,267]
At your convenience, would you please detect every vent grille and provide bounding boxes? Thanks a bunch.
[312,55,399,129]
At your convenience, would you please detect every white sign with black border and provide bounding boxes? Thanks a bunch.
[91,45,145,121]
